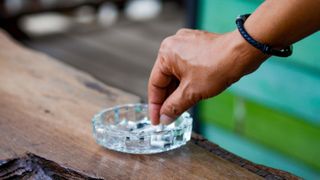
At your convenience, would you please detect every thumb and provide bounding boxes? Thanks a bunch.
[159,84,197,125]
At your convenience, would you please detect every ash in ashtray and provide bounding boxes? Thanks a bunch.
[115,118,185,149]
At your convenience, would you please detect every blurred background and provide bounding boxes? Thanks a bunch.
[1,0,319,179]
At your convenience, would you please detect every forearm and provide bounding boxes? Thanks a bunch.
[245,0,320,48]
[147,0,320,124]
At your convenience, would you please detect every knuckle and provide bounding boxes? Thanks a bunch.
[160,36,174,49]
[158,55,167,66]
[165,103,181,117]
[183,87,200,105]
[157,56,171,75]
[176,28,190,35]
[164,86,200,117]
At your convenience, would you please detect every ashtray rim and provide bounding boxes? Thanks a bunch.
[92,103,193,137]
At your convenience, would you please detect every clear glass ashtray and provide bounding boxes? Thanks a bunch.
[92,103,193,154]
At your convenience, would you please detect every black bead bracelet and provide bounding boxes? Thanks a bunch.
[235,14,293,57]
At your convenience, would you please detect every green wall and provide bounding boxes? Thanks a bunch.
[197,0,320,179]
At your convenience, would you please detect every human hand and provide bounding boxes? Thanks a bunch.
[148,29,268,125]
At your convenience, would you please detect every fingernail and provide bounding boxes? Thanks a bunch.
[160,114,174,125]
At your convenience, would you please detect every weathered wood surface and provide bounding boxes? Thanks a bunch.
[0,153,102,179]
[0,30,298,179]
[23,6,184,100]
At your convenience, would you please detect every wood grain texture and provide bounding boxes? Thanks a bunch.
[23,7,184,100]
[192,134,301,180]
[0,30,297,179]
[0,153,103,179]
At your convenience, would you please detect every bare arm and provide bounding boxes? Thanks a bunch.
[246,0,320,48]
[148,0,320,125]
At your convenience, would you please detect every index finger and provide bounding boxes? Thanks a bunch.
[148,55,172,125]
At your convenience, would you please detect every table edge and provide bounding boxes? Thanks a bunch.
[191,133,301,180]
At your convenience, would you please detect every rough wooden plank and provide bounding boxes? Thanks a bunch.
[191,134,301,180]
[0,30,298,179]
[0,30,257,179]
[0,153,102,179]
[23,10,184,100]
[24,32,152,100]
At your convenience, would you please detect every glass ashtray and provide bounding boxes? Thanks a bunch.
[92,103,193,154]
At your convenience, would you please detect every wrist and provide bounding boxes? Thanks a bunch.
[228,30,269,75]
[236,14,292,57]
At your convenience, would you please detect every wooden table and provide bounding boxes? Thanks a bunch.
[0,30,298,179]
